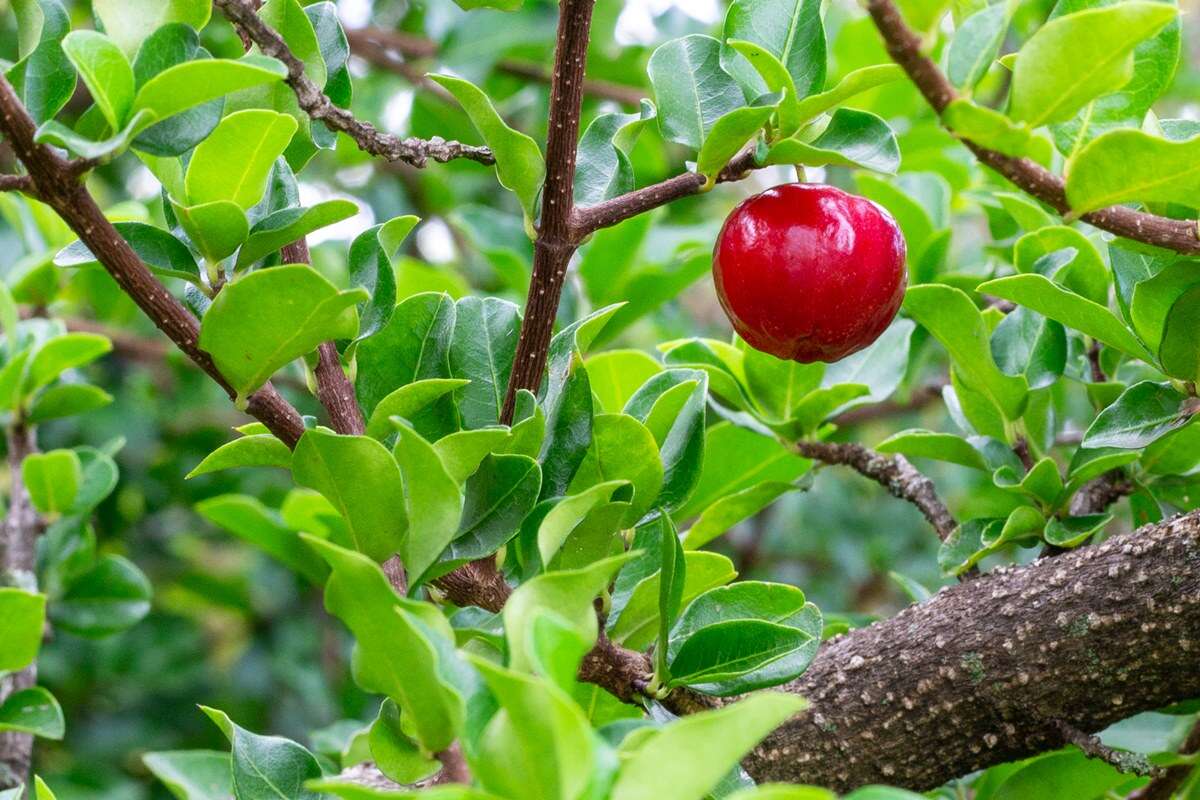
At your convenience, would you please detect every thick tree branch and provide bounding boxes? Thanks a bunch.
[213,0,495,168]
[499,0,597,422]
[0,74,307,446]
[742,509,1200,791]
[792,440,957,540]
[866,0,1200,256]
[345,27,646,108]
[0,424,40,789]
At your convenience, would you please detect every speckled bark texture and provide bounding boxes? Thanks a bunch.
[743,510,1200,792]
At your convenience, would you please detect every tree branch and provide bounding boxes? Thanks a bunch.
[0,73,307,446]
[1053,719,1160,779]
[866,0,1200,256]
[792,440,958,540]
[831,379,947,427]
[345,27,646,108]
[499,0,597,422]
[213,0,495,168]
[0,173,34,194]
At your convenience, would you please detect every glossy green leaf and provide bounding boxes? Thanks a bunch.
[649,35,745,151]
[61,31,134,130]
[722,0,826,99]
[56,222,201,284]
[990,307,1067,389]
[683,481,802,550]
[1009,2,1177,127]
[429,74,544,222]
[304,537,464,752]
[184,110,298,211]
[765,109,900,174]
[26,332,111,392]
[0,687,64,740]
[586,350,663,414]
[393,422,463,584]
[1066,128,1200,214]
[626,370,708,510]
[449,296,521,429]
[1013,226,1108,305]
[201,707,323,800]
[348,215,418,342]
[51,554,151,637]
[365,379,469,441]
[143,750,233,800]
[942,100,1053,166]
[698,103,776,185]
[725,41,800,136]
[1129,259,1198,352]
[236,200,358,269]
[903,284,1027,419]
[170,200,250,264]
[132,56,288,124]
[876,429,989,470]
[8,0,77,125]
[309,783,503,800]
[1044,514,1112,547]
[822,318,915,411]
[677,423,809,519]
[0,588,46,671]
[939,517,1004,575]
[93,0,211,55]
[1082,381,1193,449]
[791,64,904,125]
[440,453,542,571]
[260,0,326,87]
[948,4,1009,90]
[1159,285,1200,381]
[356,292,457,418]
[574,101,657,206]
[610,551,737,649]
[990,748,1129,800]
[27,383,111,423]
[368,700,439,785]
[978,273,1151,360]
[198,265,365,400]
[610,693,808,800]
[22,449,81,515]
[186,434,291,478]
[292,430,407,562]
[567,413,664,526]
[195,494,328,584]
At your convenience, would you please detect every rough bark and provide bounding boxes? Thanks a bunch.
[743,510,1200,792]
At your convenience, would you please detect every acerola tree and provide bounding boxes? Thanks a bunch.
[0,0,1198,798]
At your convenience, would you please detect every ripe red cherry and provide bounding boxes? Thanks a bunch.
[713,183,907,363]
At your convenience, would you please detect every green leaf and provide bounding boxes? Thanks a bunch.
[429,74,545,222]
[393,422,463,585]
[939,517,1003,575]
[368,700,439,785]
[1159,285,1200,381]
[309,782,503,800]
[947,4,1009,90]
[51,554,151,637]
[574,101,657,206]
[764,109,900,174]
[292,430,407,562]
[655,514,685,680]
[356,292,457,418]
[667,582,822,695]
[0,588,46,671]
[198,265,365,400]
[977,273,1151,360]
[170,200,250,264]
[365,379,469,441]
[676,423,809,519]
[8,0,77,125]
[567,413,664,526]
[585,350,663,414]
[610,551,737,649]
[143,751,233,800]
[626,370,709,511]
[184,110,298,211]
[697,103,776,186]
[725,41,800,136]
[260,0,326,87]
[27,383,111,423]
[439,453,541,572]
[648,35,745,151]
[72,447,119,512]
[33,778,57,800]
[27,332,112,392]
[903,284,1028,419]
[1129,259,1198,352]
[504,554,632,676]
[201,707,323,800]
[348,215,418,342]
[1044,514,1112,547]
[990,307,1066,389]
[434,429,512,484]
[304,537,464,752]
[22,449,81,515]
[683,481,802,550]
[0,687,64,740]
[989,749,1130,800]
[610,693,808,800]
[994,457,1064,507]
[93,0,211,55]
[1009,2,1177,127]
[942,100,1053,166]
[722,0,826,99]
[131,56,288,125]
[822,318,915,411]
[1065,128,1200,214]
[61,31,135,130]
[791,64,904,125]
[1013,225,1109,305]
[876,429,988,470]
[186,434,291,478]
[1082,380,1193,449]
[449,297,521,429]
[236,200,358,269]
[195,494,328,584]
[56,222,201,285]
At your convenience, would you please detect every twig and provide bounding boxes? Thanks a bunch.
[1054,719,1162,779]
[0,174,34,194]
[1069,471,1135,517]
[346,27,646,107]
[792,440,958,540]
[865,0,1200,256]
[499,0,598,421]
[832,379,947,427]
[213,0,495,168]
[1087,340,1107,383]
[1129,719,1200,800]
[431,744,471,785]
[0,73,307,446]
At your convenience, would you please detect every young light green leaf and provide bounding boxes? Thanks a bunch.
[942,100,1053,166]
[977,274,1151,360]
[93,0,211,55]
[791,64,904,125]
[170,200,250,264]
[574,101,657,206]
[697,104,776,185]
[260,0,326,87]
[22,449,81,515]
[365,379,469,441]
[26,383,111,423]
[1009,2,1177,127]
[61,31,135,130]
[0,687,64,740]
[393,422,463,585]
[184,110,298,211]
[585,350,663,414]
[1065,128,1200,214]
[649,35,746,151]
[195,494,328,584]
[947,4,1008,90]
[610,693,808,800]
[682,480,802,550]
[567,413,664,526]
[725,41,800,136]
[198,265,365,400]
[131,56,288,124]
[0,588,46,671]
[676,423,809,520]
[143,750,233,800]
[764,109,900,174]
[26,332,111,392]
[187,434,290,478]
[1044,514,1112,548]
[429,74,544,222]
[876,429,989,470]
[610,551,737,649]
[1082,380,1194,449]
[292,430,407,562]
[722,0,826,99]
[1159,285,1200,382]
[368,700,439,785]
[8,0,77,125]
[235,199,358,269]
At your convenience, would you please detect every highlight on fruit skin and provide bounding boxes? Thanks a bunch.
[712,183,907,364]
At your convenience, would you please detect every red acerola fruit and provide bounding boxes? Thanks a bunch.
[713,183,907,363]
